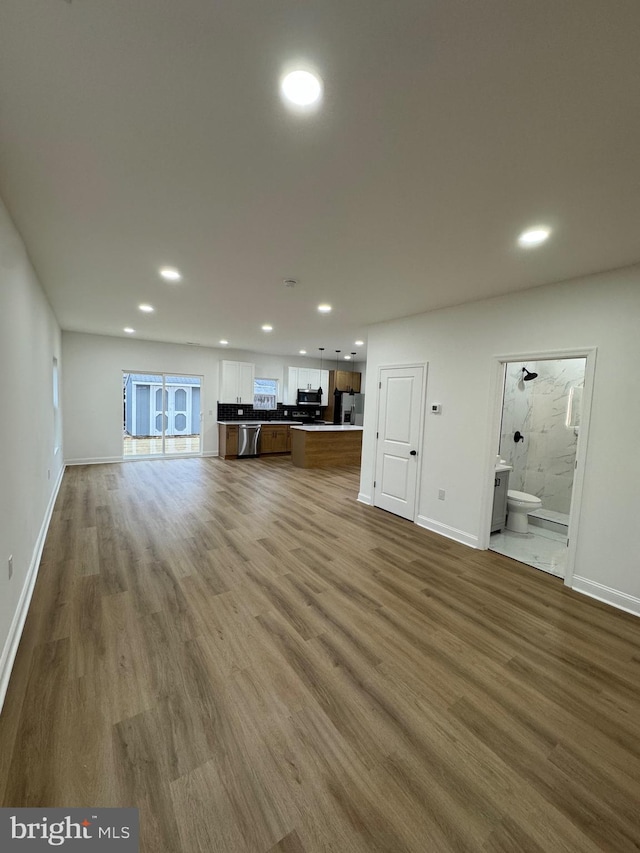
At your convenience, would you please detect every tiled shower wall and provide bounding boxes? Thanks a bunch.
[499,358,586,514]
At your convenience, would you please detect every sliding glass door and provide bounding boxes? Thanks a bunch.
[123,372,202,457]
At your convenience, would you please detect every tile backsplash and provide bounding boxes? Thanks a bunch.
[217,402,325,421]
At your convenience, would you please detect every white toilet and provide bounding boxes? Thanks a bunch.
[506,490,542,534]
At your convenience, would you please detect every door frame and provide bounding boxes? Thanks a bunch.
[479,347,597,588]
[372,362,428,521]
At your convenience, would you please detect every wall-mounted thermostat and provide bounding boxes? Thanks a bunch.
[430,404,442,414]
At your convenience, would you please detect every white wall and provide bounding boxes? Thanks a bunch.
[62,334,360,462]
[360,266,640,614]
[0,198,63,707]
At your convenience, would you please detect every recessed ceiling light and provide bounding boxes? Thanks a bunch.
[518,226,551,248]
[299,349,307,354]
[354,340,364,346]
[219,340,229,345]
[317,304,332,313]
[344,355,351,360]
[262,324,273,332]
[139,303,154,313]
[159,267,182,282]
[123,327,135,334]
[281,70,322,107]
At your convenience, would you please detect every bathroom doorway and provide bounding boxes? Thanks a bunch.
[485,350,595,583]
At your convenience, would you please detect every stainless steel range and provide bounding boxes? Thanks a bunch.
[291,408,323,423]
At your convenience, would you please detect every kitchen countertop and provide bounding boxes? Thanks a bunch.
[290,424,364,432]
[217,420,303,425]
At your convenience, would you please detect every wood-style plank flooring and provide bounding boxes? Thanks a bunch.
[1,456,639,852]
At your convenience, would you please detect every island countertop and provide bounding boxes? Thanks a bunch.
[290,424,363,432]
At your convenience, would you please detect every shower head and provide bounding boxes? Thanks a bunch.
[522,367,538,381]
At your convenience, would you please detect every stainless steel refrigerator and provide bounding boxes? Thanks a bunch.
[340,393,365,425]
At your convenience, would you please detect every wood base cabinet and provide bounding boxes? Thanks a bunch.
[218,423,292,458]
[218,424,239,459]
[260,425,290,454]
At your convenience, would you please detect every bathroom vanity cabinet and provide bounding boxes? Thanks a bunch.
[491,469,510,532]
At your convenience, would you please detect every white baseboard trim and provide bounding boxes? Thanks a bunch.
[65,456,123,466]
[67,453,217,465]
[357,492,372,505]
[0,464,66,714]
[416,515,479,549]
[571,576,640,619]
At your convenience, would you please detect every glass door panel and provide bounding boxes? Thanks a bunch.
[164,375,201,455]
[123,373,202,457]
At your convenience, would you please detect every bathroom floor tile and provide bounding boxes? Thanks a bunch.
[489,527,567,578]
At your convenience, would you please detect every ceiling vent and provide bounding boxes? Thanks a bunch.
[283,279,298,288]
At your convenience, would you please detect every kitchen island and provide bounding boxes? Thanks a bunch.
[290,424,363,468]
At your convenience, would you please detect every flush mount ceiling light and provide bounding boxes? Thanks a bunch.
[159,267,182,282]
[344,355,351,360]
[261,324,273,332]
[123,327,135,334]
[281,70,323,107]
[354,340,364,346]
[219,339,229,345]
[299,349,307,354]
[138,303,154,312]
[317,304,332,313]
[518,226,551,248]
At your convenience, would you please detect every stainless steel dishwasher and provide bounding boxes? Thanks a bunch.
[237,423,261,457]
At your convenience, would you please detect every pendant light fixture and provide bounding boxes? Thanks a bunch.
[318,347,324,396]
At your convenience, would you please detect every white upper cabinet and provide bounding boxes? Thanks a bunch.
[220,360,255,403]
[285,367,329,405]
[319,370,329,406]
[285,367,298,404]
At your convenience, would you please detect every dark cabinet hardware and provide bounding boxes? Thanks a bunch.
[514,430,524,443]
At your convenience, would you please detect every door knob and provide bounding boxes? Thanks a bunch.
[410,450,417,456]
[514,430,524,443]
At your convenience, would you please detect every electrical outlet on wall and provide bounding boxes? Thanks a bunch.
[438,489,446,500]
[238,409,243,415]
[8,555,13,579]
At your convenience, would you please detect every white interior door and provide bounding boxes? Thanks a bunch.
[374,366,425,520]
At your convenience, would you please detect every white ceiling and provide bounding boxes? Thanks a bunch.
[1,1,639,359]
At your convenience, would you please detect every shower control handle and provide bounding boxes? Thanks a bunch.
[514,430,524,443]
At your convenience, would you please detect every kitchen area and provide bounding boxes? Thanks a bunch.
[217,358,364,467]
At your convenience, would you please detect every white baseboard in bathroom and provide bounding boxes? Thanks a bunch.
[571,575,640,619]
[357,492,372,505]
[416,515,478,549]
[529,516,568,536]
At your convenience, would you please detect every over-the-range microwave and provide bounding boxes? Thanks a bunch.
[296,389,323,406]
